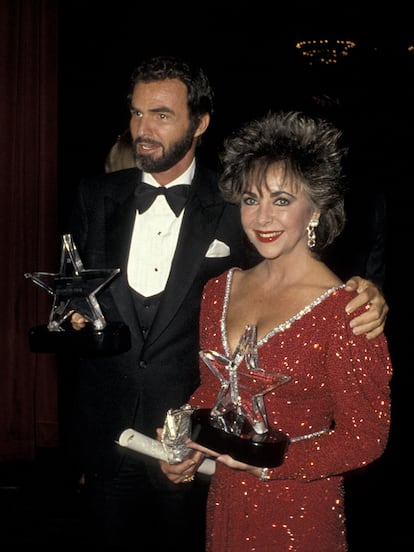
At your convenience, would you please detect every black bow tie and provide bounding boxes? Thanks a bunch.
[134,183,190,217]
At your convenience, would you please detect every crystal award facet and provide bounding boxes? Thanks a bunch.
[191,325,290,467]
[25,233,130,355]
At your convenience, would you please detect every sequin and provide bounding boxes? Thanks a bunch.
[190,268,392,551]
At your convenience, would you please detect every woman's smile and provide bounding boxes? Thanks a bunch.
[254,230,283,243]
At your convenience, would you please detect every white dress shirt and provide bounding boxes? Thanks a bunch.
[127,160,195,297]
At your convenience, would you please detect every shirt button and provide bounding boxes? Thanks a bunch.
[139,360,147,370]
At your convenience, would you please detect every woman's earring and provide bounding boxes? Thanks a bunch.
[307,219,319,248]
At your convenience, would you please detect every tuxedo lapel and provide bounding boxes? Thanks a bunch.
[105,188,141,339]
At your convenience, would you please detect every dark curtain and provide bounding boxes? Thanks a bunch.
[0,0,58,460]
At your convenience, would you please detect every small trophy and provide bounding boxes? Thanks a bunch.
[25,233,130,356]
[117,404,216,476]
[191,325,290,467]
[161,404,195,464]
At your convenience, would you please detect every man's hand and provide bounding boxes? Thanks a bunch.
[70,311,88,331]
[344,276,388,340]
[156,429,204,484]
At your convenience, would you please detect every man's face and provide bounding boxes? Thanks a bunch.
[129,79,198,173]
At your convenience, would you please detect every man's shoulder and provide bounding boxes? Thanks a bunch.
[193,163,225,204]
[194,162,218,183]
[81,167,139,184]
[78,168,139,195]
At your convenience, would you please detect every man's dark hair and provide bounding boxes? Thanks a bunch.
[128,55,214,119]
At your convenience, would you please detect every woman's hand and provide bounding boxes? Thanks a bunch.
[157,431,263,482]
[187,440,262,479]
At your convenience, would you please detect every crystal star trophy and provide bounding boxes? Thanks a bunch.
[25,233,131,356]
[191,325,291,467]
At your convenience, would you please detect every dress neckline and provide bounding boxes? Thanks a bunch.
[220,267,345,358]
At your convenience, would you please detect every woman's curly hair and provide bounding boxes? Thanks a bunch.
[219,110,348,253]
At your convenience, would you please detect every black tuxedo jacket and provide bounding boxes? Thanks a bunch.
[67,164,253,478]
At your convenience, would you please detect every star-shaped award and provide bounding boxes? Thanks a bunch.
[25,233,119,331]
[25,234,130,355]
[199,325,291,436]
[191,325,290,467]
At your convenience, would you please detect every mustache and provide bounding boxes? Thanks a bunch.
[133,137,162,148]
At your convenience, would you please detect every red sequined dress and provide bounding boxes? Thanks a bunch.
[190,268,392,552]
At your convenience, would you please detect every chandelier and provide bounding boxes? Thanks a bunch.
[296,39,356,65]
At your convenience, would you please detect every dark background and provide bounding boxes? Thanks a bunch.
[55,2,411,549]
[57,2,414,211]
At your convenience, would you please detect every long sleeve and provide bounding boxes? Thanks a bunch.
[191,275,392,482]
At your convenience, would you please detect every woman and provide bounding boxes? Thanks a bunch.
[160,111,392,551]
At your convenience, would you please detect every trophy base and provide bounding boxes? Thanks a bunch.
[191,408,289,467]
[28,322,131,356]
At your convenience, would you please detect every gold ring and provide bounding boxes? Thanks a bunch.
[182,474,195,483]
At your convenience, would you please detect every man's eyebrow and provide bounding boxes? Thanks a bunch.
[149,106,175,114]
[130,105,175,114]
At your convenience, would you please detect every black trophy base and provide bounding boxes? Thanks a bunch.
[191,408,289,467]
[28,322,131,356]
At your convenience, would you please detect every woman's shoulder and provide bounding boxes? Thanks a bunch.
[203,267,241,293]
[318,284,361,321]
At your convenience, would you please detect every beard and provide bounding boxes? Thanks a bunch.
[133,124,196,173]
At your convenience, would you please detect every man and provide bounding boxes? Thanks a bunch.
[67,55,388,549]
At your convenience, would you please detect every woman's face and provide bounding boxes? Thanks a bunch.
[240,165,317,260]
